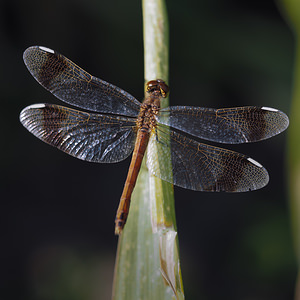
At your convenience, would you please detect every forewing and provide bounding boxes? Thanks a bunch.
[23,46,141,117]
[20,104,137,163]
[157,106,289,144]
[147,125,269,192]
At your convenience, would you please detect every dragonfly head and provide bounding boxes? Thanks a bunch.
[146,79,169,98]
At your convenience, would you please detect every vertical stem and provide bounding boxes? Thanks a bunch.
[112,0,184,299]
[143,0,169,86]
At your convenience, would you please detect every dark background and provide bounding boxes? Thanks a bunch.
[0,0,296,299]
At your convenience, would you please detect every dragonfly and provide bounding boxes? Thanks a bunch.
[20,46,289,235]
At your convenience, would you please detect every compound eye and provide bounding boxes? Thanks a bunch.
[158,81,169,98]
[146,80,158,92]
[146,79,169,97]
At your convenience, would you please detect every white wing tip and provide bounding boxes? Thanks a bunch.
[27,103,46,109]
[247,157,263,168]
[261,106,278,112]
[39,46,55,54]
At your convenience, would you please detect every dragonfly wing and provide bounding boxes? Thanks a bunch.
[157,106,289,144]
[23,46,141,117]
[147,125,269,192]
[20,104,137,163]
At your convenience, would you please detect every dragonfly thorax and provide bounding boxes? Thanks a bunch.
[136,101,160,131]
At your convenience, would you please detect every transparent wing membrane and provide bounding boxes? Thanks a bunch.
[23,46,141,117]
[147,125,269,192]
[20,104,137,163]
[157,106,289,144]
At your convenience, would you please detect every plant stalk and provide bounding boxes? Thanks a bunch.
[112,0,184,299]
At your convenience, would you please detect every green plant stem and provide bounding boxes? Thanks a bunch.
[112,0,184,299]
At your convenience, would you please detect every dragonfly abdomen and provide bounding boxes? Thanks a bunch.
[115,129,150,234]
